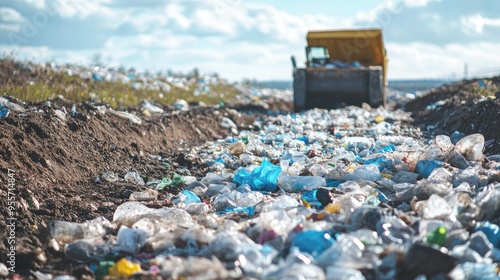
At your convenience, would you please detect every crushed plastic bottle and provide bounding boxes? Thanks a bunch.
[49,218,111,243]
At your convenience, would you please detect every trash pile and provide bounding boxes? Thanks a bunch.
[311,60,364,69]
[28,106,500,279]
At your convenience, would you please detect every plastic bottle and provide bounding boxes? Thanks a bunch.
[426,226,447,247]
[49,220,108,243]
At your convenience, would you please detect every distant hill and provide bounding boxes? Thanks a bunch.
[388,79,457,93]
[253,80,292,90]
[253,79,456,92]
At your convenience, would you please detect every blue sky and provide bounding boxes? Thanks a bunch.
[1,0,500,81]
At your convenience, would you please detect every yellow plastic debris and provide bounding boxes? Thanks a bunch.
[374,115,384,123]
[381,173,393,179]
[323,203,341,214]
[108,258,142,277]
[302,199,311,209]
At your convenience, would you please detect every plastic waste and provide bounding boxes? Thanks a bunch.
[108,108,142,125]
[421,194,453,220]
[173,99,189,111]
[391,171,419,184]
[113,202,192,226]
[474,222,500,248]
[302,188,333,209]
[49,218,110,243]
[291,230,336,258]
[0,105,10,118]
[426,226,447,247]
[448,262,500,280]
[64,238,111,263]
[455,134,485,161]
[344,164,382,181]
[93,261,114,279]
[173,190,201,205]
[233,160,282,192]
[141,100,164,114]
[415,160,444,178]
[278,175,326,192]
[108,258,141,277]
[124,171,145,185]
[129,189,158,201]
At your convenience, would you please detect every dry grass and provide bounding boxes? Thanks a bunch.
[0,57,239,108]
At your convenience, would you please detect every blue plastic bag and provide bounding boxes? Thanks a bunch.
[234,161,282,192]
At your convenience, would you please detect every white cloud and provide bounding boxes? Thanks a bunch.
[22,0,47,9]
[3,0,500,82]
[56,0,115,18]
[387,42,500,79]
[403,0,435,8]
[461,14,500,34]
[0,7,28,32]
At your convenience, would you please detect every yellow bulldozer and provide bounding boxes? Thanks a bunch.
[291,28,388,111]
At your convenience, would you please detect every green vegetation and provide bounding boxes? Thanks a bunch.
[0,57,239,108]
[471,79,498,98]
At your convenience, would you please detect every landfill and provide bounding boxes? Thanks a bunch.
[1,60,500,279]
[13,106,500,279]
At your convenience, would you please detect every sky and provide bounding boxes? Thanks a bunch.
[1,0,500,81]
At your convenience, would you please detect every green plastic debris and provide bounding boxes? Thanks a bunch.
[242,135,249,144]
[95,261,115,279]
[426,226,447,247]
[163,162,170,168]
[156,173,185,190]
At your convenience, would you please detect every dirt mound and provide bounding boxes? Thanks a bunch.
[0,97,268,273]
[406,76,500,155]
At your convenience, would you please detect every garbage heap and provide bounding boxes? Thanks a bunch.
[17,106,500,279]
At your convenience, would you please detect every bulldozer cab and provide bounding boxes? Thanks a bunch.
[306,46,330,67]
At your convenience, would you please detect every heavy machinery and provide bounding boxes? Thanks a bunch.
[291,28,388,111]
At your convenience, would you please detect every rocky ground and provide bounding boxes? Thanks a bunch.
[0,73,499,279]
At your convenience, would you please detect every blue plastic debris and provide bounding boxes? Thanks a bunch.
[415,160,444,178]
[296,135,309,145]
[475,222,500,248]
[233,161,282,192]
[0,105,10,118]
[218,206,255,217]
[291,230,336,258]
[181,190,201,205]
